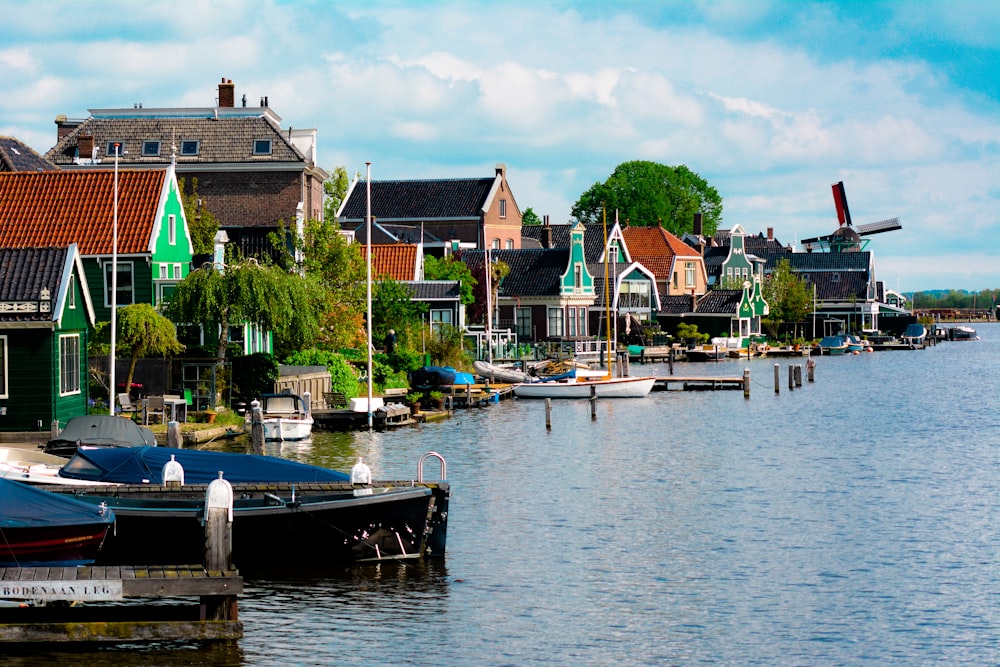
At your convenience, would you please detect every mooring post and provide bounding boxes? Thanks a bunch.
[668,348,674,375]
[167,420,182,448]
[774,364,780,394]
[743,368,751,399]
[807,356,816,382]
[203,472,236,621]
[50,419,59,440]
[545,398,552,430]
[788,365,794,391]
[794,365,803,387]
[590,384,597,420]
[250,400,264,455]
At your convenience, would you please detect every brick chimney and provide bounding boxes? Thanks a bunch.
[495,162,506,180]
[54,115,82,142]
[77,134,94,160]
[218,78,235,108]
[542,214,552,248]
[767,227,774,240]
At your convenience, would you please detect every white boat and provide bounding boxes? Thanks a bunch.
[0,446,114,486]
[513,374,655,399]
[252,393,314,441]
[473,360,532,384]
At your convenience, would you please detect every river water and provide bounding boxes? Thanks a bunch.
[11,324,1000,666]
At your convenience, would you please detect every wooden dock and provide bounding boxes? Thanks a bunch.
[0,565,242,642]
[653,375,747,391]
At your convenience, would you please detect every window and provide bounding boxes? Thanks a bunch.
[574,265,582,291]
[499,199,507,218]
[253,139,272,155]
[505,239,514,250]
[577,308,587,336]
[142,141,161,157]
[430,309,453,336]
[0,336,7,398]
[159,264,168,280]
[831,274,840,282]
[568,307,577,337]
[173,263,182,279]
[673,271,679,289]
[516,307,532,339]
[180,140,200,156]
[168,214,176,245]
[685,262,696,287]
[104,262,134,307]
[608,242,620,263]
[106,142,124,158]
[491,238,501,250]
[548,308,564,337]
[67,274,76,309]
[618,281,650,310]
[59,334,81,395]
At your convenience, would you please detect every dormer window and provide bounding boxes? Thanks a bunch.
[142,141,161,157]
[106,142,125,158]
[253,139,272,155]
[180,140,200,156]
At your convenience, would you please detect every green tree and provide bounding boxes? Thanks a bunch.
[164,255,324,365]
[521,207,542,226]
[323,166,351,223]
[372,278,428,349]
[762,260,813,340]
[116,303,185,397]
[178,177,220,255]
[424,254,477,305]
[571,161,722,237]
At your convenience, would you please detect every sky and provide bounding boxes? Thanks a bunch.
[2,0,999,293]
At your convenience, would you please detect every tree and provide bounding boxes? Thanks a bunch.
[521,207,542,226]
[116,303,185,397]
[571,161,722,237]
[762,260,813,340]
[424,255,477,305]
[178,177,220,255]
[323,166,350,223]
[467,256,509,326]
[371,278,428,349]
[164,255,324,365]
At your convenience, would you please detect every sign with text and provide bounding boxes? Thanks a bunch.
[0,580,123,601]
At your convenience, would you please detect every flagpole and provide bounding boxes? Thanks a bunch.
[365,162,373,430]
[109,143,120,415]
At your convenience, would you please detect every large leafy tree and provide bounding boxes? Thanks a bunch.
[762,259,813,340]
[372,277,428,349]
[521,207,542,226]
[571,160,722,236]
[178,177,220,255]
[116,304,185,395]
[424,255,477,305]
[323,166,350,223]
[165,255,324,364]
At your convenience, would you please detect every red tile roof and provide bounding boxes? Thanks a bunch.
[622,225,701,280]
[0,170,166,255]
[361,244,419,281]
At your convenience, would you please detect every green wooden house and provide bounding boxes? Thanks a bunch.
[0,245,96,431]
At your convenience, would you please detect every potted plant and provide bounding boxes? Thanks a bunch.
[405,392,424,411]
[427,390,444,410]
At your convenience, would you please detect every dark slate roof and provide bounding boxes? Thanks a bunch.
[0,246,69,322]
[589,262,631,308]
[404,281,462,301]
[0,137,58,172]
[463,248,568,298]
[775,251,871,272]
[521,223,607,261]
[695,289,743,314]
[803,272,870,301]
[340,179,495,222]
[45,112,307,165]
[352,222,442,245]
[659,295,695,314]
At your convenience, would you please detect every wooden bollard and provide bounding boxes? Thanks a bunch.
[466,384,472,409]
[794,365,803,387]
[50,419,59,440]
[545,398,552,430]
[249,400,264,455]
[788,365,794,391]
[807,357,816,382]
[774,364,780,394]
[743,368,750,399]
[204,472,235,621]
[167,420,182,448]
[668,348,674,375]
[590,384,597,420]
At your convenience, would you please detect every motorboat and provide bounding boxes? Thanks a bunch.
[900,323,927,346]
[49,450,450,569]
[685,345,728,362]
[513,373,655,399]
[250,393,314,441]
[0,446,114,486]
[473,360,532,384]
[946,325,978,341]
[44,414,157,457]
[0,477,115,566]
[818,335,849,355]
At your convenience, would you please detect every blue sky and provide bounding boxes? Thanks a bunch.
[3,0,998,292]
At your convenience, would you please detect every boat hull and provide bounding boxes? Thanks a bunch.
[261,416,314,441]
[0,523,113,567]
[56,482,449,570]
[513,376,655,399]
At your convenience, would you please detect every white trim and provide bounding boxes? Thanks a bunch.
[58,333,82,396]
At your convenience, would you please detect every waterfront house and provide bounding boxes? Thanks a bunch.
[45,78,325,261]
[338,164,523,255]
[0,245,95,431]
[359,243,464,330]
[621,223,709,297]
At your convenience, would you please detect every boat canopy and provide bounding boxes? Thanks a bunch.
[0,477,115,528]
[47,415,156,450]
[59,446,351,485]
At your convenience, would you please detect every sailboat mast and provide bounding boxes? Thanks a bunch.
[365,162,373,430]
[602,206,612,377]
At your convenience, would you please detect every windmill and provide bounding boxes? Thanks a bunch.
[801,181,902,252]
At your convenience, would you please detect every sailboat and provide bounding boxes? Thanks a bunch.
[514,209,655,399]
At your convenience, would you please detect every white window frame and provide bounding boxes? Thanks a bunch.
[59,334,81,396]
[104,261,134,307]
[685,262,696,288]
[499,199,507,218]
[67,274,76,310]
[568,307,577,337]
[253,139,272,155]
[504,239,514,249]
[548,308,564,337]
[159,264,168,280]
[168,214,176,245]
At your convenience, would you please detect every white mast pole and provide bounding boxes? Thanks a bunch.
[109,143,120,415]
[365,162,373,430]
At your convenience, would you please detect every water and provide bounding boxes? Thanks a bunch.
[13,325,1000,665]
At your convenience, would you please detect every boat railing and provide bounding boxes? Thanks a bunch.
[417,451,447,482]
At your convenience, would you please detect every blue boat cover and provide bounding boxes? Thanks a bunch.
[59,446,351,485]
[0,477,115,528]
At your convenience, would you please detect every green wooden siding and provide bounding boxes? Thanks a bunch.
[84,258,155,323]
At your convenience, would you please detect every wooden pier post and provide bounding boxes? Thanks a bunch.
[788,365,794,391]
[249,400,264,455]
[743,368,750,399]
[668,348,674,375]
[774,364,780,394]
[807,357,816,382]
[794,365,803,387]
[466,384,472,409]
[545,398,552,430]
[167,420,182,448]
[204,473,236,622]
[590,385,597,420]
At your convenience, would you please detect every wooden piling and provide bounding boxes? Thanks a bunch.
[590,385,597,420]
[167,420,182,448]
[250,400,264,455]
[794,365,803,387]
[807,357,816,382]
[545,398,552,430]
[743,368,750,399]
[788,365,794,391]
[774,364,780,394]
